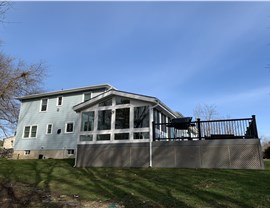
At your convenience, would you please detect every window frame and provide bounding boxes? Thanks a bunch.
[65,122,74,133]
[40,98,48,112]
[83,92,92,102]
[46,123,53,134]
[67,149,75,155]
[23,125,38,138]
[24,150,31,155]
[57,96,63,106]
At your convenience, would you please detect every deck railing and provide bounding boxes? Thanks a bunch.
[153,115,258,141]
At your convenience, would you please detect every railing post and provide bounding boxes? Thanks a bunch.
[252,115,259,138]
[197,118,202,140]
[152,121,156,141]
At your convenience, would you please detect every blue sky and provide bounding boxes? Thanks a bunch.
[1,2,270,138]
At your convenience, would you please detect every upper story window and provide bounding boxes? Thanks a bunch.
[57,96,63,106]
[40,98,48,112]
[46,124,53,134]
[116,97,130,105]
[98,99,112,107]
[65,122,74,133]
[24,125,38,138]
[84,92,92,102]
[134,106,149,128]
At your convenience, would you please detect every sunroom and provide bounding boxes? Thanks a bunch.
[73,89,177,144]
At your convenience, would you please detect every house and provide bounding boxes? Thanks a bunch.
[13,84,113,159]
[3,136,15,149]
[13,84,264,169]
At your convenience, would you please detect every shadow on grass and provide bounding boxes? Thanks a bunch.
[1,159,270,208]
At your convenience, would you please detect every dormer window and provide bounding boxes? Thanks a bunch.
[40,98,48,112]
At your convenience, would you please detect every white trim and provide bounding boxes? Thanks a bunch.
[23,125,38,138]
[56,96,63,106]
[39,98,49,112]
[65,122,74,133]
[46,123,53,134]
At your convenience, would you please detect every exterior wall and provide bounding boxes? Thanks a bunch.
[14,90,106,159]
[76,143,150,167]
[76,139,264,169]
[13,149,75,159]
[3,136,15,149]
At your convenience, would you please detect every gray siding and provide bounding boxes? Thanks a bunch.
[76,139,264,169]
[14,90,104,151]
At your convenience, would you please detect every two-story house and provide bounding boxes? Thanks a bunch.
[13,84,178,160]
[13,84,114,159]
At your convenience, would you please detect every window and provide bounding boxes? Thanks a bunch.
[134,132,149,140]
[24,150,31,155]
[115,108,130,129]
[161,113,167,133]
[46,124,53,134]
[79,135,93,141]
[23,125,37,138]
[31,126,37,137]
[84,93,91,102]
[97,134,110,141]
[116,97,130,105]
[67,149,75,155]
[134,106,149,128]
[98,110,112,130]
[81,111,94,131]
[24,126,30,138]
[154,110,160,130]
[65,122,74,133]
[40,98,48,112]
[57,96,63,106]
[99,99,112,107]
[115,133,129,140]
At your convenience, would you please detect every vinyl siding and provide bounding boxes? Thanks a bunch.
[14,90,105,151]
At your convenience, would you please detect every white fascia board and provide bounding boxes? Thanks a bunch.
[73,90,158,112]
[16,84,115,101]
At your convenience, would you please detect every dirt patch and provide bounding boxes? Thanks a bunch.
[0,180,123,208]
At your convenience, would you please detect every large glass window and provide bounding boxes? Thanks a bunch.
[40,98,48,112]
[81,111,95,131]
[98,110,112,130]
[115,133,129,140]
[97,134,110,141]
[134,106,149,128]
[116,97,130,105]
[115,108,130,129]
[99,99,112,107]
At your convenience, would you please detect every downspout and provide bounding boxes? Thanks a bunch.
[149,101,159,167]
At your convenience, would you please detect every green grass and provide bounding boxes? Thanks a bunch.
[0,159,270,208]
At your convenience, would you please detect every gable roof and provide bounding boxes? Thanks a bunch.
[16,84,114,101]
[73,89,178,118]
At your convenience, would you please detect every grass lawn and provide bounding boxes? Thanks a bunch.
[0,159,270,208]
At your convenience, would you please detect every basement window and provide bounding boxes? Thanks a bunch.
[67,149,75,155]
[24,150,31,155]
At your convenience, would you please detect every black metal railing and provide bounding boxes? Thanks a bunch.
[153,115,258,141]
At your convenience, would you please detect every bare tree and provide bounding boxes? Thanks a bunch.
[0,52,46,137]
[0,2,46,137]
[193,103,218,121]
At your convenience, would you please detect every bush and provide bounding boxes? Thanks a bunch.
[263,146,270,159]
